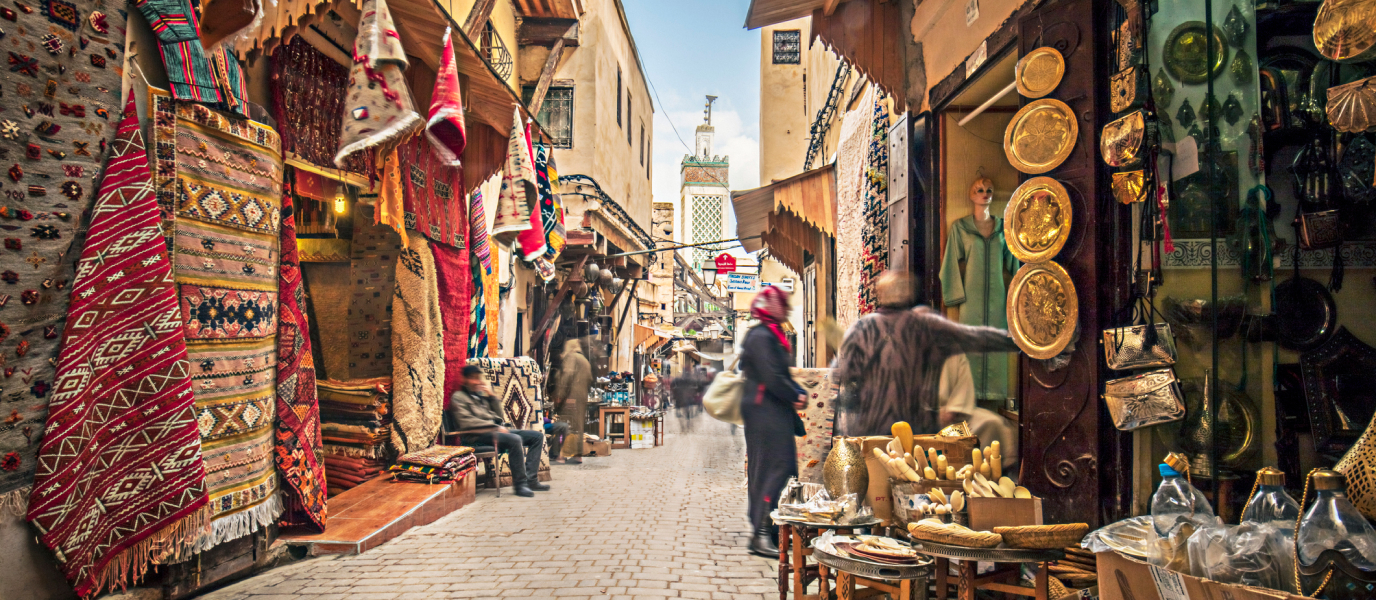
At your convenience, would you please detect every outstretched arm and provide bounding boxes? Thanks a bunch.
[923,312,1021,354]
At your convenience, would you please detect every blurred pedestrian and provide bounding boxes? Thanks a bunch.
[553,339,593,465]
[739,286,806,559]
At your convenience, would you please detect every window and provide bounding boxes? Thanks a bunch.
[627,93,633,145]
[522,85,574,149]
[616,67,622,128]
[639,123,645,165]
[772,30,802,64]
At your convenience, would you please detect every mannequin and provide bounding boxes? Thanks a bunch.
[940,176,1019,402]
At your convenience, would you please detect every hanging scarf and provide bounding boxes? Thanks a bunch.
[426,28,467,166]
[751,286,793,353]
[334,0,422,167]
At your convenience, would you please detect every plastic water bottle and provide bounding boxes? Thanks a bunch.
[1241,467,1300,536]
[1151,453,1215,537]
[1297,470,1376,570]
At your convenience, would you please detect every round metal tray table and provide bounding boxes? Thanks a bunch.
[913,539,1065,563]
[911,539,1065,600]
[769,512,881,600]
[771,511,883,530]
[811,540,931,600]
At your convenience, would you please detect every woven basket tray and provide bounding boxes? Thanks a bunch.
[907,522,1003,549]
[992,524,1090,550]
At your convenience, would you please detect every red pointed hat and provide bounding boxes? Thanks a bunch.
[426,27,467,166]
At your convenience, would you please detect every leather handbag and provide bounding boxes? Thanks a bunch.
[702,357,745,426]
[1103,296,1177,370]
[1103,368,1186,431]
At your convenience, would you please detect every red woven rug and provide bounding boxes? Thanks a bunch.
[275,192,327,530]
[27,93,208,598]
[430,240,471,401]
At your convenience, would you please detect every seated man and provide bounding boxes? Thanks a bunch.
[447,365,550,497]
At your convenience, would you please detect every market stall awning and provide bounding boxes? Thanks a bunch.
[744,0,828,29]
[732,164,835,272]
[634,324,670,349]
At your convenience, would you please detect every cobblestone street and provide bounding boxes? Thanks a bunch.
[200,417,779,599]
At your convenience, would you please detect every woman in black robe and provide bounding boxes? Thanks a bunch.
[739,286,805,558]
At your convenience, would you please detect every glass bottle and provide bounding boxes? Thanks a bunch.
[1297,470,1376,570]
[1151,452,1216,537]
[1241,466,1301,536]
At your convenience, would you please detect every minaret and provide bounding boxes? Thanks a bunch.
[679,96,730,269]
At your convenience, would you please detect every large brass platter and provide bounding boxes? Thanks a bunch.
[1101,111,1146,168]
[1004,177,1072,264]
[1315,0,1376,62]
[1003,99,1078,174]
[1163,22,1228,85]
[1007,261,1078,360]
[1016,47,1065,99]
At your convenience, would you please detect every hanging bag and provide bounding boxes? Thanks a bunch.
[703,356,745,426]
[1103,295,1178,371]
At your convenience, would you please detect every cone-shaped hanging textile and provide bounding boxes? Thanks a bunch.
[426,28,467,166]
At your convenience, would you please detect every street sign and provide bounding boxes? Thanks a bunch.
[724,272,759,293]
[714,253,737,275]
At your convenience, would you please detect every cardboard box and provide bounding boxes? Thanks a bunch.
[1095,548,1301,600]
[860,436,895,523]
[966,496,1042,532]
[584,440,611,457]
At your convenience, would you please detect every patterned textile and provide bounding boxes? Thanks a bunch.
[469,258,489,358]
[858,95,890,316]
[28,94,207,598]
[791,368,838,484]
[274,193,325,530]
[516,124,547,260]
[348,209,401,377]
[391,236,445,454]
[135,0,249,116]
[468,190,492,358]
[334,0,422,166]
[399,136,465,247]
[491,110,536,247]
[0,0,127,509]
[272,35,366,174]
[425,28,467,166]
[534,144,565,261]
[470,189,493,273]
[172,220,279,288]
[431,241,471,401]
[373,146,409,246]
[466,357,548,478]
[394,444,472,468]
[152,87,285,554]
[833,87,873,331]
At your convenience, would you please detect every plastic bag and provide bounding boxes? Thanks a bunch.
[1146,514,1220,573]
[1083,515,1153,555]
[1187,521,1295,593]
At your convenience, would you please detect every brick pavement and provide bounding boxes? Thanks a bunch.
[199,415,780,600]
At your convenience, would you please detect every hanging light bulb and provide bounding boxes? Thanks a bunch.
[333,194,347,215]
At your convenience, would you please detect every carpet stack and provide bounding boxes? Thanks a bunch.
[317,378,394,496]
[389,445,476,484]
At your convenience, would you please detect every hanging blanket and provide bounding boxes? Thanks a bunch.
[135,0,250,116]
[400,136,466,247]
[431,242,471,400]
[833,87,874,331]
[274,194,326,530]
[272,35,366,174]
[27,94,206,598]
[0,0,128,514]
[348,211,402,378]
[491,110,536,246]
[791,368,839,484]
[468,190,492,358]
[535,144,566,261]
[425,28,467,166]
[515,123,547,260]
[334,0,421,166]
[466,358,548,478]
[391,236,445,454]
[152,88,285,555]
[858,96,890,316]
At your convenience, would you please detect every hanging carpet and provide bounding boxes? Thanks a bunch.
[0,0,129,513]
[431,241,471,401]
[425,28,467,166]
[347,209,401,378]
[466,357,549,480]
[391,236,445,455]
[400,135,466,247]
[791,368,838,484]
[516,123,547,261]
[535,144,565,261]
[135,0,250,117]
[858,95,891,316]
[468,189,493,358]
[491,110,537,247]
[334,0,421,167]
[27,94,207,599]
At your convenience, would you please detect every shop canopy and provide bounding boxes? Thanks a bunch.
[731,164,835,273]
[634,324,672,350]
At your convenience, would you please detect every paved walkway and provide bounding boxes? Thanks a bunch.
[200,415,780,599]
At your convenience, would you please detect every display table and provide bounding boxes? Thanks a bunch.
[912,539,1064,600]
[598,405,631,449]
[771,512,881,600]
[811,540,931,600]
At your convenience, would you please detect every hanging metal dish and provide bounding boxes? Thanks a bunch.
[1112,170,1147,204]
[1275,276,1338,351]
[1003,99,1079,175]
[1101,111,1147,168]
[1315,0,1376,62]
[1004,177,1073,263]
[1007,261,1079,360]
[1327,76,1376,133]
[1016,47,1066,99]
[1163,22,1229,85]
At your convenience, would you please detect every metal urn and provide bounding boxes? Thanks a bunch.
[822,436,869,500]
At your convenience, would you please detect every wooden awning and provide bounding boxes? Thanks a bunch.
[514,0,582,19]
[731,164,835,273]
[744,0,827,29]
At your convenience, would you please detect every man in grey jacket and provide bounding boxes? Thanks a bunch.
[447,365,549,497]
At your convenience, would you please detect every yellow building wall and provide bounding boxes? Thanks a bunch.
[440,0,521,92]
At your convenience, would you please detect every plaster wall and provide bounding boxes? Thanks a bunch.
[910,0,1031,112]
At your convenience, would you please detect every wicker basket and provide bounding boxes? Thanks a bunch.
[907,521,1003,548]
[992,524,1090,550]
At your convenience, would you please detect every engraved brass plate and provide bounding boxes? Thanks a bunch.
[1004,99,1078,175]
[1101,111,1146,168]
[1007,261,1078,360]
[1163,22,1228,85]
[1112,170,1147,204]
[1315,0,1376,62]
[1016,47,1065,99]
[1004,176,1072,264]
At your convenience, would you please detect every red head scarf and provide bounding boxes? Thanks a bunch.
[751,286,792,352]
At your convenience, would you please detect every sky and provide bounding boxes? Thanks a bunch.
[622,0,762,248]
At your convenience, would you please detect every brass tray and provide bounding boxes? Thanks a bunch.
[1007,261,1078,360]
[1016,47,1065,99]
[913,538,1066,563]
[1004,99,1078,174]
[1315,0,1376,62]
[1004,177,1072,264]
[1101,111,1146,168]
[1111,170,1147,204]
[1163,22,1228,85]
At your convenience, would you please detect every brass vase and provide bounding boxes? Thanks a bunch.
[1335,412,1376,521]
[823,436,869,500]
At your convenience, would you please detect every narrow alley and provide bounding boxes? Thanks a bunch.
[199,419,779,600]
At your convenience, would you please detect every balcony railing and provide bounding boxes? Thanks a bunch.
[480,22,514,80]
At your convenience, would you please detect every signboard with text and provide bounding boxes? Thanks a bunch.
[724,273,759,293]
[714,253,737,274]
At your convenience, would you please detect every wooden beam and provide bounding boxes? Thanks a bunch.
[518,18,580,47]
[528,27,575,116]
[463,0,498,40]
[823,0,843,16]
[613,279,641,343]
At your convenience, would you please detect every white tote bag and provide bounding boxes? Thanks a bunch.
[702,358,745,426]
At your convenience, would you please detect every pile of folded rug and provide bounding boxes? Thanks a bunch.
[318,378,394,495]
[389,445,477,484]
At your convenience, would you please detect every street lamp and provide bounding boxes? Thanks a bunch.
[700,259,718,285]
